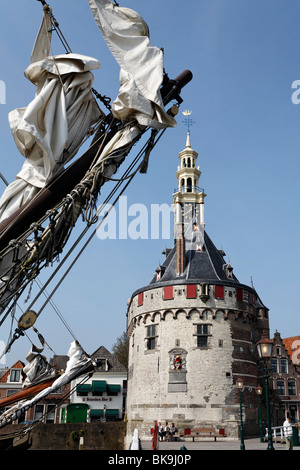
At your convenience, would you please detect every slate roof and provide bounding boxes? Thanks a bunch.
[91,345,127,373]
[128,230,270,318]
[152,231,239,286]
[131,230,258,297]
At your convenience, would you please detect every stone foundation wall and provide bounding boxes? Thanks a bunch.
[0,422,127,450]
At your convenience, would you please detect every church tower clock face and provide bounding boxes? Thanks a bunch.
[182,202,193,224]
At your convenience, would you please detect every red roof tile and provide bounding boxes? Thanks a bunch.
[0,360,24,383]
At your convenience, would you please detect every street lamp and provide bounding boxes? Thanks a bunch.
[257,334,273,359]
[237,377,245,450]
[256,333,275,450]
[257,386,264,443]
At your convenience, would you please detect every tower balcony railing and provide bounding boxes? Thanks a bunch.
[174,185,204,194]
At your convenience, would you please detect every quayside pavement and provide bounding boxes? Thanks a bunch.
[140,437,300,451]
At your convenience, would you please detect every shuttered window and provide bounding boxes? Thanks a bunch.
[236,288,243,301]
[215,285,224,299]
[164,286,173,300]
[186,284,197,298]
[138,292,143,306]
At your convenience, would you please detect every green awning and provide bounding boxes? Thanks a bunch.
[89,409,104,417]
[76,384,91,393]
[106,409,119,416]
[92,380,106,392]
[107,384,121,393]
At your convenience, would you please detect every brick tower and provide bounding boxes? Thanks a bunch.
[125,132,270,444]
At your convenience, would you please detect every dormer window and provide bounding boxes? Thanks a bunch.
[223,263,233,279]
[9,369,21,383]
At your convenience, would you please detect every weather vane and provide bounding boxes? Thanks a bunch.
[182,110,195,131]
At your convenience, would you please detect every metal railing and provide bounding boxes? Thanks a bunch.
[174,185,204,194]
[265,426,284,440]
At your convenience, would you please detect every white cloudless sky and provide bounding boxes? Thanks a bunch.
[0,0,300,366]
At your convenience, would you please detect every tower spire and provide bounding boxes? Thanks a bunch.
[173,127,207,226]
[173,127,207,273]
[186,130,191,148]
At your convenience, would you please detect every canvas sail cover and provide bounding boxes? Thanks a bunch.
[0,341,93,428]
[87,0,176,130]
[22,333,57,388]
[0,1,176,224]
[0,10,101,223]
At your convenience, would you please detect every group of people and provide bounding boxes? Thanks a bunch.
[158,422,176,441]
[156,415,295,449]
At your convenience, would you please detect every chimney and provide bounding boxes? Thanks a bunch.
[176,223,185,275]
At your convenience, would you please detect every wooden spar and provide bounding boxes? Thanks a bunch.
[0,136,105,252]
[0,360,97,409]
[0,70,192,252]
[0,377,57,408]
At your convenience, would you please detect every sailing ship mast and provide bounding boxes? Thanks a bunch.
[0,0,192,434]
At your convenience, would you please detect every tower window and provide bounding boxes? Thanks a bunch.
[196,324,210,347]
[187,177,192,192]
[146,324,157,350]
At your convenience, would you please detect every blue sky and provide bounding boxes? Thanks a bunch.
[0,0,300,366]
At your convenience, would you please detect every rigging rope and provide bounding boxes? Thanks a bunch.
[0,125,167,357]
[0,0,182,356]
[26,129,164,317]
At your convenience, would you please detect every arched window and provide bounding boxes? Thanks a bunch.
[187,177,192,192]
[180,179,185,193]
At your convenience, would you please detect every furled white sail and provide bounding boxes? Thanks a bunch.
[0,342,93,428]
[0,1,176,224]
[0,11,101,223]
[87,0,176,130]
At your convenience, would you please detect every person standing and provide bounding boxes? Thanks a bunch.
[283,416,293,450]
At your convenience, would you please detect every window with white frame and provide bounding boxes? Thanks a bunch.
[288,380,296,396]
[145,324,157,350]
[9,369,21,382]
[280,358,288,374]
[46,404,56,423]
[196,324,211,347]
[34,404,44,421]
[277,380,285,395]
[271,358,278,373]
